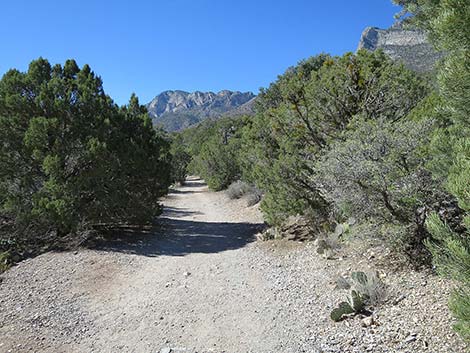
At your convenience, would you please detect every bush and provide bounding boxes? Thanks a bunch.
[0,251,9,273]
[196,141,239,191]
[186,117,248,191]
[316,116,445,262]
[396,0,470,341]
[0,58,172,260]
[318,117,436,223]
[169,133,191,184]
[243,50,430,226]
[245,191,262,207]
[227,181,251,199]
[226,181,262,206]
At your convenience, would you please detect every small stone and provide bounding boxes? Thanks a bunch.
[361,316,374,327]
[160,348,171,353]
[404,333,418,343]
[393,294,406,305]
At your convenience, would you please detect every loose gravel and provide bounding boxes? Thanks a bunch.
[0,177,467,352]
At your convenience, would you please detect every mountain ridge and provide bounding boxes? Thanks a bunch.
[148,23,442,132]
[146,90,255,131]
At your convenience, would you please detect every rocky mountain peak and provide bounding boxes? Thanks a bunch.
[146,90,255,131]
[357,22,443,72]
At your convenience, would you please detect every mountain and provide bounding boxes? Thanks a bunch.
[149,23,440,132]
[146,90,256,131]
[357,22,444,72]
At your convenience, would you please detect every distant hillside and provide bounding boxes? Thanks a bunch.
[146,90,256,131]
[357,22,444,72]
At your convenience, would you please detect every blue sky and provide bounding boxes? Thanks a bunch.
[0,1,400,105]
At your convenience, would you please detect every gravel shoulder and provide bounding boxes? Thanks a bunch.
[0,177,468,353]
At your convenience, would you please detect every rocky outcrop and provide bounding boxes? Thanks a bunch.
[146,90,256,131]
[358,22,444,72]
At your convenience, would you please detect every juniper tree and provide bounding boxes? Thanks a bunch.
[0,58,171,257]
[395,0,470,341]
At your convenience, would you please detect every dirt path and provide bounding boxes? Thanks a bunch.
[0,178,280,353]
[0,177,467,353]
[78,177,273,352]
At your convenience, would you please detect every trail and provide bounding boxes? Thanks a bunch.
[0,178,290,353]
[79,177,275,352]
[1,177,467,353]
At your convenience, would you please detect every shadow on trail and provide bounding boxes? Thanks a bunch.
[179,178,206,188]
[163,206,203,218]
[169,189,203,195]
[91,176,265,257]
[94,218,263,257]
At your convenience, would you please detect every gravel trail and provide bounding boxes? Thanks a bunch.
[0,177,468,352]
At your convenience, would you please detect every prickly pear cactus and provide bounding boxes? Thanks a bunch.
[330,271,385,322]
[330,290,366,321]
[330,301,355,322]
[347,290,364,312]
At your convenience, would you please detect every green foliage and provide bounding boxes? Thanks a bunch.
[318,117,436,223]
[397,0,470,341]
[426,150,470,339]
[0,251,10,273]
[330,301,356,322]
[169,133,192,184]
[184,117,247,191]
[245,50,429,225]
[196,140,238,191]
[0,58,171,258]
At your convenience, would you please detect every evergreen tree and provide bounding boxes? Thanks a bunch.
[0,59,171,259]
[395,0,470,341]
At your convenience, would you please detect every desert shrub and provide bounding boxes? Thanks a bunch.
[426,159,470,340]
[0,58,171,260]
[226,181,253,199]
[188,117,248,191]
[226,181,262,206]
[197,143,239,191]
[0,251,10,273]
[318,117,436,223]
[244,50,430,225]
[245,190,262,207]
[316,116,445,261]
[351,271,388,306]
